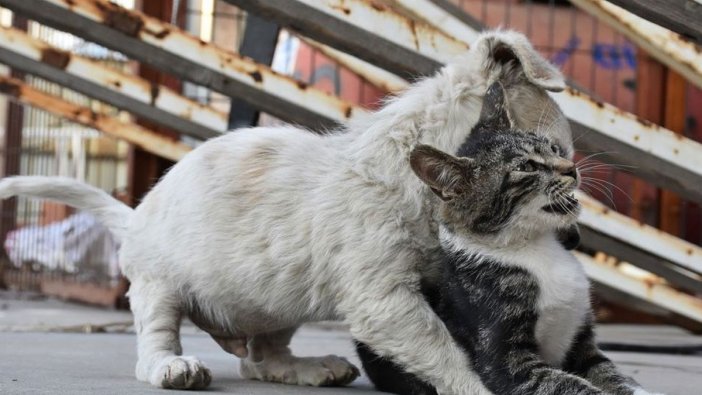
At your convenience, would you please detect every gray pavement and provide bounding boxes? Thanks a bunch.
[1,295,701,394]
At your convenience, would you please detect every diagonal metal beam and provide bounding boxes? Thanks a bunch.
[229,0,702,204]
[577,252,702,325]
[605,0,702,44]
[0,0,363,130]
[0,75,191,161]
[577,193,702,292]
[222,0,467,79]
[0,26,227,140]
[570,0,702,89]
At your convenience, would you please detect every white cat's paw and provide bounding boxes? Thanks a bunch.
[152,355,212,389]
[241,354,359,386]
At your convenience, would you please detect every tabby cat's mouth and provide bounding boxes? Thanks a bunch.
[542,193,579,215]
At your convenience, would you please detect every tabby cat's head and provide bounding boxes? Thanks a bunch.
[410,82,579,239]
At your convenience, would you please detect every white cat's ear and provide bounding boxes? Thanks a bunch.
[479,81,513,130]
[477,30,565,92]
[410,145,474,201]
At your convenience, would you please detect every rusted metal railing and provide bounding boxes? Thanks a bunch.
[0,75,191,161]
[0,26,227,139]
[0,0,362,129]
[570,0,702,89]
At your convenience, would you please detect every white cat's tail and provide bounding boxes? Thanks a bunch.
[0,176,133,241]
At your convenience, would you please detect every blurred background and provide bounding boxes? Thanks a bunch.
[0,0,700,331]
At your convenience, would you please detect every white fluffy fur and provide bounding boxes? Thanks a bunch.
[0,31,571,394]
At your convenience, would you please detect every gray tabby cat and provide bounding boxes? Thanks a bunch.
[357,83,662,395]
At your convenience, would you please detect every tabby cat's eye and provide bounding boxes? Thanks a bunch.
[516,161,537,172]
[551,144,561,155]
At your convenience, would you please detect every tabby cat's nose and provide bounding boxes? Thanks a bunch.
[561,166,578,181]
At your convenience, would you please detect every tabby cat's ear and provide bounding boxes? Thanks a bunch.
[410,145,474,201]
[479,81,514,130]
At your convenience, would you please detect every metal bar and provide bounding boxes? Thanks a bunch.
[302,38,408,93]
[392,0,481,43]
[0,26,227,140]
[228,14,279,129]
[578,193,702,277]
[223,0,467,78]
[0,75,192,161]
[605,0,702,44]
[570,0,702,89]
[229,0,702,204]
[577,251,702,324]
[559,88,702,204]
[0,0,362,130]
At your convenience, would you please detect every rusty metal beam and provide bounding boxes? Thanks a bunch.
[577,252,702,325]
[605,0,702,44]
[558,88,702,204]
[570,0,702,89]
[0,26,227,140]
[577,193,702,292]
[391,0,480,43]
[0,0,362,130]
[223,0,467,78]
[0,75,191,161]
[238,0,702,204]
[302,38,408,93]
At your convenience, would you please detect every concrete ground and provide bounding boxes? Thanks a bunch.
[1,294,701,394]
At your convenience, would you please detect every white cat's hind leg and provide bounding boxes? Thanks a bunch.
[129,280,212,389]
[240,326,359,386]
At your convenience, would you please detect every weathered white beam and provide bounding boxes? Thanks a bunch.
[557,88,702,203]
[0,75,191,161]
[223,0,467,78]
[392,0,480,44]
[571,0,702,89]
[302,38,408,93]
[235,0,702,204]
[0,0,363,130]
[577,252,702,325]
[0,26,227,140]
[577,192,702,292]
[605,0,702,44]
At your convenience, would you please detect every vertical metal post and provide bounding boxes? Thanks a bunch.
[660,70,687,235]
[227,14,280,129]
[0,15,27,285]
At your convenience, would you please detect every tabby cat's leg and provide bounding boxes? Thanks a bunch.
[130,280,212,389]
[354,341,437,395]
[239,326,359,386]
[564,318,665,395]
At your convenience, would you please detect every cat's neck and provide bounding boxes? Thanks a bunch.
[440,226,566,268]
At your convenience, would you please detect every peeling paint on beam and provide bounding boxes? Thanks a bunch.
[557,87,702,203]
[302,38,408,93]
[0,76,191,161]
[571,0,702,89]
[606,0,702,44]
[0,0,362,130]
[392,0,480,44]
[577,252,702,324]
[224,0,467,78]
[0,26,226,140]
[577,192,702,276]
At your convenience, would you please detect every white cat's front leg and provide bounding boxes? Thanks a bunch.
[342,285,489,395]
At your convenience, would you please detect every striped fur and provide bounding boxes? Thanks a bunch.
[356,83,660,395]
